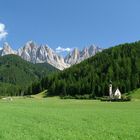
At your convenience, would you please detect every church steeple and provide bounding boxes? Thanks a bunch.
[109,80,113,98]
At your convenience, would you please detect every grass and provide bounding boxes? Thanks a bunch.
[129,88,140,100]
[0,97,140,140]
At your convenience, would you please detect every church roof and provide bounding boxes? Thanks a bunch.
[113,88,121,94]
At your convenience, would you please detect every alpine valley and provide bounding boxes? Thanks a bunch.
[0,41,102,96]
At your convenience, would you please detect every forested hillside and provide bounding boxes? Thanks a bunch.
[27,41,140,97]
[0,54,58,96]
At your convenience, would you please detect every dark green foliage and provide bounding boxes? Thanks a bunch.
[60,94,95,100]
[100,96,131,102]
[36,41,140,98]
[0,82,21,96]
[0,54,58,96]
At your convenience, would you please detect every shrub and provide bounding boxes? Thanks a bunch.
[100,96,131,102]
[60,95,75,99]
[61,94,95,100]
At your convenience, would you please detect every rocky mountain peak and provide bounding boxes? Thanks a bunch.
[64,48,80,65]
[72,48,80,58]
[23,41,37,51]
[64,45,102,65]
[17,41,38,63]
[3,42,12,51]
[0,42,16,56]
[88,45,102,55]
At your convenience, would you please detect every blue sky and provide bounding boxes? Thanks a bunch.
[0,0,140,53]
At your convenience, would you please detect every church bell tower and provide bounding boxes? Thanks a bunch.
[109,81,112,98]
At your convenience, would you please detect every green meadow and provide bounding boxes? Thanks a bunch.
[0,97,140,140]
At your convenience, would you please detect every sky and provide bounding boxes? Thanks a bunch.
[0,0,140,54]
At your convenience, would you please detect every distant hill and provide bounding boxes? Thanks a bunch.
[30,41,140,97]
[0,54,58,96]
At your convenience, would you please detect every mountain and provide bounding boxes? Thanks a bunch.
[64,45,102,65]
[17,41,38,63]
[0,41,102,70]
[0,54,58,96]
[64,48,80,64]
[17,41,70,70]
[31,41,140,98]
[0,42,16,56]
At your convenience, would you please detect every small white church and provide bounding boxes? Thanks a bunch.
[109,81,121,99]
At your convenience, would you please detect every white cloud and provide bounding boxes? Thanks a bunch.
[55,46,72,53]
[0,23,8,40]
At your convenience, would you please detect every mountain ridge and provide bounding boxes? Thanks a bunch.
[64,45,102,65]
[0,41,102,70]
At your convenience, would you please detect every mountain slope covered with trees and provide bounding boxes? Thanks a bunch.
[0,54,58,96]
[28,41,140,98]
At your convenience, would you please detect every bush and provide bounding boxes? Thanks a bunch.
[60,95,75,99]
[121,95,131,101]
[61,94,95,100]
[100,96,131,102]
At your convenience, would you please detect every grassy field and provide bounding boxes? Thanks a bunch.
[0,97,140,140]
